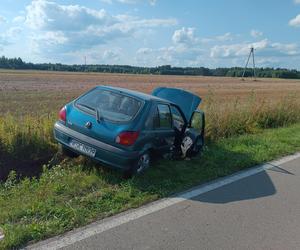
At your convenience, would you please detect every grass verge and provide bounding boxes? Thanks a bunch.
[1,123,300,249]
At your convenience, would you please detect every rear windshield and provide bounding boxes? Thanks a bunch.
[75,89,143,122]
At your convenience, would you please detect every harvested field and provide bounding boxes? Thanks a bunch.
[0,69,300,115]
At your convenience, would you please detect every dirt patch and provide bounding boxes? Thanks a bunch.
[0,154,54,181]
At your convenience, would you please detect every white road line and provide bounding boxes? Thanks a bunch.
[27,152,300,250]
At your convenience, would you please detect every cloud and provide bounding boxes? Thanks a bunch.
[103,49,122,62]
[294,0,300,4]
[26,0,113,31]
[6,27,22,37]
[172,27,198,45]
[289,14,300,27]
[100,0,157,5]
[136,28,204,66]
[0,15,7,24]
[135,26,300,68]
[149,0,157,6]
[136,45,204,66]
[0,26,22,50]
[34,31,68,46]
[24,0,176,54]
[100,0,113,4]
[210,39,299,58]
[117,0,140,3]
[136,47,154,55]
[250,29,263,38]
[215,32,233,41]
[201,32,234,43]
[136,29,243,66]
[12,16,26,23]
[0,36,9,48]
[271,42,299,56]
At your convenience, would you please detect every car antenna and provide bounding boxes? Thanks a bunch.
[242,46,256,81]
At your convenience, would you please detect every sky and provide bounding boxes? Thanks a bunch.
[0,0,300,69]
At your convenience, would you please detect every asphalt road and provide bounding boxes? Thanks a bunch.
[29,154,300,250]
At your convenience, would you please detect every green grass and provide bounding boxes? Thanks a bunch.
[1,123,300,249]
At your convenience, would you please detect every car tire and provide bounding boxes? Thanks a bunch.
[61,145,79,158]
[123,151,151,178]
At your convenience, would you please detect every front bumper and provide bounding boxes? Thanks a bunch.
[53,122,139,170]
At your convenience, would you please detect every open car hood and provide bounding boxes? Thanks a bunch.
[152,87,202,121]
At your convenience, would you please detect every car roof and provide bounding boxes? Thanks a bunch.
[97,85,173,104]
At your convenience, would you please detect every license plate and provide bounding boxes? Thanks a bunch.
[69,140,96,157]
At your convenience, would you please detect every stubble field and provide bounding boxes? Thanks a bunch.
[1,69,300,115]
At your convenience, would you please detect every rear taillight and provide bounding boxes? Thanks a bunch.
[59,106,66,123]
[116,131,139,146]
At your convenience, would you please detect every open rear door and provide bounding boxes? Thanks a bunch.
[181,110,205,157]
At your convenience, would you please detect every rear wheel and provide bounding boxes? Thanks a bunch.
[61,145,79,158]
[136,152,150,174]
[123,151,151,178]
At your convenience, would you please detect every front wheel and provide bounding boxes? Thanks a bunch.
[187,134,204,157]
[123,151,151,178]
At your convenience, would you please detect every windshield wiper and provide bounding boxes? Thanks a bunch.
[77,103,102,123]
[77,103,95,111]
[96,107,102,123]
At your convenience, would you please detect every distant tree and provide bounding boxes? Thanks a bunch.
[0,55,299,79]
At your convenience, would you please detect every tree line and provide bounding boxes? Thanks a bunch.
[1,56,300,79]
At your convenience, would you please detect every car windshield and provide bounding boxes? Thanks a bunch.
[76,89,142,122]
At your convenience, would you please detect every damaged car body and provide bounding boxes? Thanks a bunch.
[53,86,205,176]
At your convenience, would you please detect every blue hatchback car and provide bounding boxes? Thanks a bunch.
[54,86,205,176]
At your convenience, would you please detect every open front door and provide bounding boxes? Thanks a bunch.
[189,110,205,137]
[181,110,205,157]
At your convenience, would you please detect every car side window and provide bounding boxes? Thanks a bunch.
[170,106,185,130]
[157,104,172,129]
[144,105,158,130]
[153,107,160,128]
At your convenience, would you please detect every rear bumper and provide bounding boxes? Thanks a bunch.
[53,122,139,170]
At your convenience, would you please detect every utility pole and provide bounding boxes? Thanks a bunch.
[242,47,256,80]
